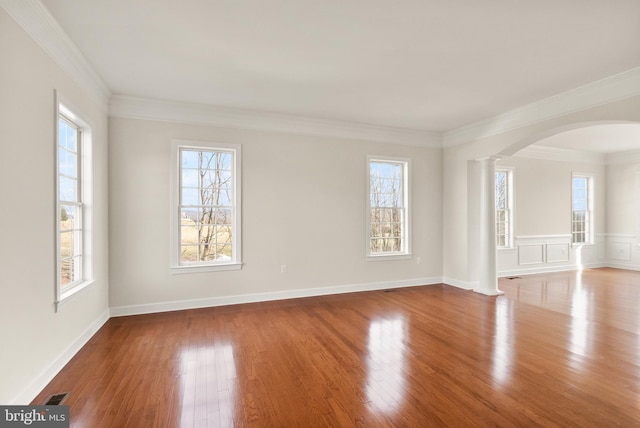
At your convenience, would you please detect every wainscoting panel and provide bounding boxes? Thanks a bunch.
[498,234,640,277]
[546,243,570,263]
[498,235,603,277]
[607,242,632,261]
[518,245,544,265]
[604,234,640,270]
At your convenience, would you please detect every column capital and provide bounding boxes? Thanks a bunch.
[475,155,503,163]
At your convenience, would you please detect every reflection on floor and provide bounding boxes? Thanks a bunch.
[33,268,640,427]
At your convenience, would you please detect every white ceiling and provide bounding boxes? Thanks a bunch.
[40,0,640,134]
[533,123,640,154]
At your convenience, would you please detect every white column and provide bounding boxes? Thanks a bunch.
[475,156,503,296]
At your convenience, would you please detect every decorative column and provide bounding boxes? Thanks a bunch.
[475,156,503,296]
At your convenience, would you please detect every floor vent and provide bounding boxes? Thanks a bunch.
[507,276,521,280]
[383,289,398,292]
[44,392,69,406]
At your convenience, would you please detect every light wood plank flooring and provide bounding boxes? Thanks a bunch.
[32,268,640,427]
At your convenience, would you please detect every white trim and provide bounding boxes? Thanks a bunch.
[366,155,412,258]
[514,146,606,164]
[110,95,442,147]
[0,0,111,109]
[600,233,637,239]
[170,139,242,271]
[571,172,595,245]
[55,92,96,310]
[366,254,412,262]
[57,279,96,308]
[11,309,110,405]
[3,1,638,146]
[604,234,639,265]
[441,277,477,291]
[637,171,640,247]
[497,234,617,277]
[515,234,572,240]
[443,67,640,147]
[171,263,243,274]
[606,263,640,272]
[498,262,607,278]
[110,277,443,317]
[474,287,504,297]
[518,244,545,266]
[495,166,514,249]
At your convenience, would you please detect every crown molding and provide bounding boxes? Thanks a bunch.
[443,67,640,147]
[109,95,442,147]
[514,145,606,164]
[0,0,111,109]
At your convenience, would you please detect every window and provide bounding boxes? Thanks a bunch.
[367,156,410,259]
[171,140,242,272]
[636,171,640,247]
[56,100,93,306]
[572,174,593,244]
[495,168,513,248]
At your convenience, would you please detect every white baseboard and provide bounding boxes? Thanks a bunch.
[499,262,609,278]
[110,277,443,317]
[604,262,640,272]
[499,264,577,277]
[474,287,505,296]
[13,309,110,405]
[442,277,477,290]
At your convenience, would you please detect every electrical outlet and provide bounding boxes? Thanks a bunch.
[281,264,287,273]
[417,257,422,264]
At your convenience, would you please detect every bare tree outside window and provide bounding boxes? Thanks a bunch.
[180,149,233,263]
[58,116,83,287]
[572,176,591,244]
[495,170,511,248]
[369,161,405,254]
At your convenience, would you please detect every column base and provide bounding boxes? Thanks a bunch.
[473,288,505,296]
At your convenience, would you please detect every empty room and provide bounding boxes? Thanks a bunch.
[2,0,640,426]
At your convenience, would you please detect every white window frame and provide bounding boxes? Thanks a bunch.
[495,167,514,249]
[636,171,640,247]
[366,155,411,261]
[55,94,94,309]
[170,139,242,273]
[571,172,594,246]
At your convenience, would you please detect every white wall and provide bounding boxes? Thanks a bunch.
[2,0,639,406]
[108,118,442,313]
[495,156,606,276]
[605,154,640,269]
[607,156,639,234]
[442,95,640,285]
[0,8,109,404]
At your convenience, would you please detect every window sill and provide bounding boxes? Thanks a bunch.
[56,279,96,311]
[171,262,243,275]
[572,243,595,248]
[497,246,516,252]
[367,253,412,262]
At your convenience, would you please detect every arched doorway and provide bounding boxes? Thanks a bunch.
[473,120,640,295]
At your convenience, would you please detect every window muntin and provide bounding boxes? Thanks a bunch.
[495,169,513,248]
[367,157,410,258]
[636,171,640,247]
[172,141,242,272]
[572,174,593,244]
[58,115,83,287]
[55,99,93,308]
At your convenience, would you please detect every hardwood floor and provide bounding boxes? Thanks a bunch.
[33,268,640,427]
